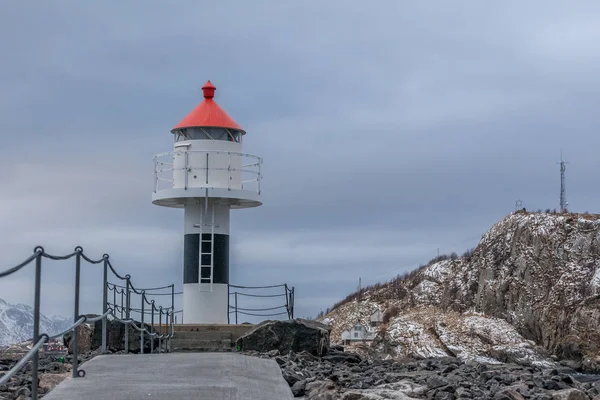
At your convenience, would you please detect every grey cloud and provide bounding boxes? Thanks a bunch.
[1,1,600,321]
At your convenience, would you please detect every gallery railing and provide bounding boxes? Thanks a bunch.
[0,246,175,399]
[228,283,295,324]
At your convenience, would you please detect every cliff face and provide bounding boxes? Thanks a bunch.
[321,211,600,369]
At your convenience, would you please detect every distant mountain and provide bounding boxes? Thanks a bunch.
[0,298,72,347]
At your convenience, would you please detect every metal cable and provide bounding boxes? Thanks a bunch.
[234,311,289,317]
[233,292,286,298]
[107,259,127,280]
[46,316,87,340]
[41,251,79,261]
[144,291,183,296]
[229,305,287,312]
[80,252,104,264]
[0,251,40,278]
[229,284,286,289]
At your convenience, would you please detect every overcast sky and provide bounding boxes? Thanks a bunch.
[1,1,599,322]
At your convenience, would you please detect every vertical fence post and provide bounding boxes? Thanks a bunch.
[125,276,131,353]
[165,310,170,353]
[31,248,43,400]
[227,284,230,324]
[72,249,82,378]
[235,292,238,324]
[170,309,174,352]
[112,284,116,319]
[102,254,108,354]
[291,287,295,319]
[140,291,145,354]
[120,288,124,319]
[150,300,155,354]
[284,284,290,320]
[158,307,163,353]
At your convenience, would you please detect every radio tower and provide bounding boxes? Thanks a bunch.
[558,152,568,213]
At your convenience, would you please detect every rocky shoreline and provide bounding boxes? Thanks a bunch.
[0,350,99,400]
[246,347,600,399]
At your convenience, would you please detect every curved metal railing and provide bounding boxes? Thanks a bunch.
[106,282,176,354]
[0,247,175,398]
[228,284,295,323]
[153,150,262,194]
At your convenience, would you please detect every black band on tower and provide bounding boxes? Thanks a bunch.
[183,234,229,284]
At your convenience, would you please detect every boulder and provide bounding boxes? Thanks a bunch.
[63,323,94,354]
[236,319,331,356]
[551,389,590,400]
[64,316,159,354]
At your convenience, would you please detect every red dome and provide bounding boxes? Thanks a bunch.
[171,80,245,133]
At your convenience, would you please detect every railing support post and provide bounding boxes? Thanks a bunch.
[102,255,108,354]
[72,249,82,378]
[140,291,145,354]
[31,249,42,400]
[150,301,155,354]
[235,292,238,325]
[125,276,131,354]
[158,307,163,353]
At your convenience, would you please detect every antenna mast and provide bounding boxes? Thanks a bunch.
[558,152,568,213]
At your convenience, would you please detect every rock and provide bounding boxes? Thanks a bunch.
[291,380,306,397]
[236,319,331,356]
[494,388,526,400]
[551,389,590,400]
[63,323,94,354]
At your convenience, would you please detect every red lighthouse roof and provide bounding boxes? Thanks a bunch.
[171,80,245,133]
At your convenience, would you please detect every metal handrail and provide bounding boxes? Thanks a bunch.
[153,150,262,194]
[227,283,295,324]
[0,247,175,398]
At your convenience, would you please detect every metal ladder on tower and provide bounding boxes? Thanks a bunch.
[199,196,215,292]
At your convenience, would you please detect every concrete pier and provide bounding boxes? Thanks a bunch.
[43,353,293,400]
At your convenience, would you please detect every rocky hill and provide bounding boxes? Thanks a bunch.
[0,298,71,347]
[320,211,600,371]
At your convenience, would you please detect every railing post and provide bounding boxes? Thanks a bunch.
[228,152,231,191]
[227,284,230,324]
[112,284,116,319]
[140,291,145,354]
[291,287,295,319]
[153,157,158,193]
[150,300,155,354]
[284,284,290,320]
[158,307,163,353]
[102,254,108,354]
[120,288,124,319]
[258,158,262,194]
[165,310,170,353]
[31,248,43,400]
[184,151,189,190]
[125,276,131,354]
[72,249,82,378]
[235,292,238,325]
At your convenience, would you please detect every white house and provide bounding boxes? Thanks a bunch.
[370,310,383,327]
[340,322,377,344]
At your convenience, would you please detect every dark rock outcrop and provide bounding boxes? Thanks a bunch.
[236,319,331,356]
[245,349,600,399]
[63,316,158,354]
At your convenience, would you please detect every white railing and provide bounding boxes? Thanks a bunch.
[153,150,262,194]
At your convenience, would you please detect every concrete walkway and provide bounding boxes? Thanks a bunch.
[43,353,293,400]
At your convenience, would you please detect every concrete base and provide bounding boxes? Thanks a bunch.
[170,324,255,352]
[43,353,293,400]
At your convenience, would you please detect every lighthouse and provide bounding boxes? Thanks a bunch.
[152,81,262,324]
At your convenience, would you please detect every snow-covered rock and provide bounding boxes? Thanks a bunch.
[0,298,71,346]
[321,211,600,369]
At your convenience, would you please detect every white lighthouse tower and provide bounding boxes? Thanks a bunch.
[152,81,262,324]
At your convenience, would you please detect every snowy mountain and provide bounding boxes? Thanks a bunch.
[0,298,72,347]
[320,211,600,371]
